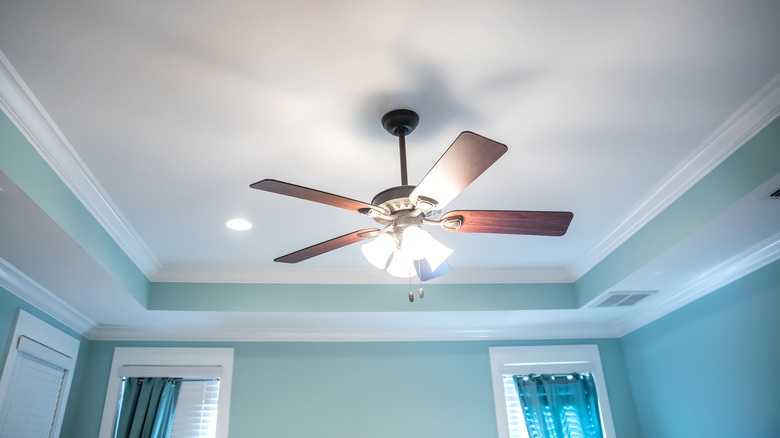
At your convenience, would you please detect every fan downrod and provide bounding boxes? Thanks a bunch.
[381,109,419,136]
[382,109,419,186]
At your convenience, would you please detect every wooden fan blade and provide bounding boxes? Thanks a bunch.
[250,179,376,213]
[274,228,380,263]
[440,210,573,236]
[410,132,507,210]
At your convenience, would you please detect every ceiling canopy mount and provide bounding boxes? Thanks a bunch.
[381,109,419,136]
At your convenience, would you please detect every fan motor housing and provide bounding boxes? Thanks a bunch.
[369,185,440,227]
[371,185,416,212]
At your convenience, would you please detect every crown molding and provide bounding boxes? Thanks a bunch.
[150,266,575,284]
[0,257,96,337]
[571,73,780,279]
[611,232,780,337]
[86,320,620,342]
[0,50,159,277]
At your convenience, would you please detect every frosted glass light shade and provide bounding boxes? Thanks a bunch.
[386,249,416,278]
[363,227,453,278]
[360,233,395,269]
[401,226,453,271]
[422,237,453,271]
[400,226,430,260]
[415,259,451,282]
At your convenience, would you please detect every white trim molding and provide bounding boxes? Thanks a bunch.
[0,256,95,336]
[86,317,621,343]
[612,232,780,337]
[0,50,159,277]
[98,347,234,438]
[572,73,780,278]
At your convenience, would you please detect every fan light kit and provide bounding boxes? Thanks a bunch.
[251,109,574,300]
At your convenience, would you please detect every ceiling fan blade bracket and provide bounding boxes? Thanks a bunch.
[358,207,392,219]
[414,195,439,211]
[440,216,463,230]
[357,225,392,240]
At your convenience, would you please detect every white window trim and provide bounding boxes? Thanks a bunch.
[98,347,234,438]
[0,309,80,438]
[489,345,616,438]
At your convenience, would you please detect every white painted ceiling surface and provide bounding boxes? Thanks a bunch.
[1,0,779,340]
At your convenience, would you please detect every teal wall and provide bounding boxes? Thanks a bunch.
[0,112,150,307]
[69,338,641,438]
[149,282,577,312]
[621,259,780,438]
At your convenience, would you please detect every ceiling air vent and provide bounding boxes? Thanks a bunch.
[770,188,780,199]
[593,290,657,308]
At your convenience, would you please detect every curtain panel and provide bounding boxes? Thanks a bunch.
[513,373,603,438]
[114,377,182,438]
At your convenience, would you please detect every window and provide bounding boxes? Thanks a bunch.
[0,309,80,438]
[98,348,234,438]
[489,345,616,438]
[169,379,220,437]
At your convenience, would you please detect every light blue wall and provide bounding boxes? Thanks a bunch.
[0,112,150,307]
[70,338,641,438]
[149,282,577,312]
[620,259,780,438]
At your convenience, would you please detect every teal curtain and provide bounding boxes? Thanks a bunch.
[513,373,604,438]
[114,377,182,438]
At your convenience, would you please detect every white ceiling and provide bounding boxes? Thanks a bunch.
[0,0,779,340]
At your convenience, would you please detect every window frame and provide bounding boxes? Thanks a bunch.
[488,345,617,438]
[98,347,234,438]
[0,309,80,438]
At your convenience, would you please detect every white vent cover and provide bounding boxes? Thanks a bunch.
[592,290,657,308]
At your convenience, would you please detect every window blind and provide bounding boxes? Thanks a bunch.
[0,351,66,438]
[503,375,530,438]
[169,379,221,438]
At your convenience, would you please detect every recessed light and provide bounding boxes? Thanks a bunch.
[226,218,252,231]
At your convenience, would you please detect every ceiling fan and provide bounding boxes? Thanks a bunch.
[250,109,573,284]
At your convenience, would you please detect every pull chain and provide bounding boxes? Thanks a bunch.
[407,261,424,302]
[408,272,414,302]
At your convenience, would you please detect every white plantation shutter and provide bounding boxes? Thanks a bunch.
[169,379,221,438]
[502,375,530,438]
[0,336,70,438]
